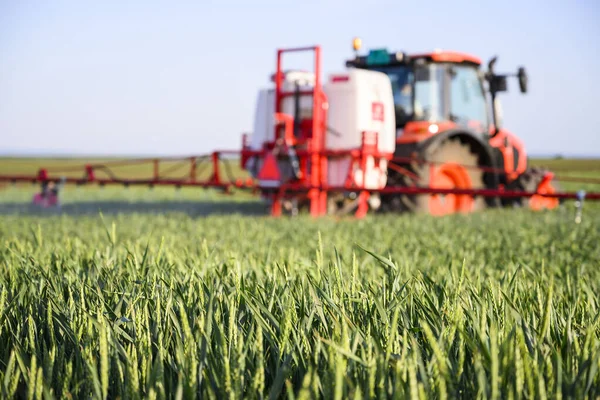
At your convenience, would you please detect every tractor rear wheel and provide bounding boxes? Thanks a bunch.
[403,138,486,215]
[508,167,562,210]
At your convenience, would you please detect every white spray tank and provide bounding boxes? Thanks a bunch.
[245,67,396,190]
[323,68,396,189]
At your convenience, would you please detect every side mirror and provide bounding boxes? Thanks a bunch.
[517,67,528,93]
[490,75,508,94]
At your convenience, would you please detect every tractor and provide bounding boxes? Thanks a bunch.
[346,38,560,215]
[243,40,561,217]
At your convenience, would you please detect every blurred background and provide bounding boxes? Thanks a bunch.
[1,0,599,158]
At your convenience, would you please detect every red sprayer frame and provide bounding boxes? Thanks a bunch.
[1,45,600,218]
[247,46,331,216]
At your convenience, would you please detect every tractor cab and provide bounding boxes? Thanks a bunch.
[344,38,537,215]
[346,46,491,139]
[346,38,528,144]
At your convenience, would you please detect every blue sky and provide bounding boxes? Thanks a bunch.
[1,0,599,157]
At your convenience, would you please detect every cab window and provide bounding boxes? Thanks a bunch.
[449,65,488,132]
[413,64,445,123]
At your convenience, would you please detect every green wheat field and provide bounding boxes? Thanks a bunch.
[0,157,599,399]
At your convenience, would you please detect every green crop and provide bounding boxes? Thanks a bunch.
[1,201,599,399]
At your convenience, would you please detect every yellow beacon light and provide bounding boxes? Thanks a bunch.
[352,37,362,52]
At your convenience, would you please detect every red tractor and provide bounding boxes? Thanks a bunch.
[346,39,560,215]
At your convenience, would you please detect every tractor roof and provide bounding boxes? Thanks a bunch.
[346,48,482,68]
[409,50,482,65]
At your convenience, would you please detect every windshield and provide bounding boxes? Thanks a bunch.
[448,65,488,132]
[368,64,446,127]
[368,63,488,131]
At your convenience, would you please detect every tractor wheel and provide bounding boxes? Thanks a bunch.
[403,138,486,215]
[508,167,562,210]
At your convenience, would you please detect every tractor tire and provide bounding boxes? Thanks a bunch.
[403,138,487,215]
[506,166,562,210]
